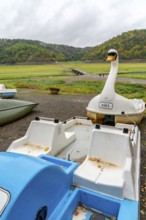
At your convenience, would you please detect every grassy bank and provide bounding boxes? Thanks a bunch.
[0,62,146,101]
[0,62,146,79]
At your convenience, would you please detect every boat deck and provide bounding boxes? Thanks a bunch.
[7,117,139,163]
[72,205,116,220]
[58,123,94,163]
[7,123,95,159]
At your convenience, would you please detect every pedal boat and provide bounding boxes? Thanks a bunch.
[6,116,140,219]
[87,49,145,124]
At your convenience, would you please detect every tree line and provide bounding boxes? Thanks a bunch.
[0,29,146,64]
[0,39,91,64]
[83,29,146,61]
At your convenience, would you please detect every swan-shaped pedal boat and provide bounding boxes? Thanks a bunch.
[87,49,145,124]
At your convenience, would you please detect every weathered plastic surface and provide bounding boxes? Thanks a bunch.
[0,152,77,220]
[0,152,139,220]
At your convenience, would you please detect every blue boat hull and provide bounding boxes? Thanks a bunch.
[0,152,139,220]
[0,91,16,99]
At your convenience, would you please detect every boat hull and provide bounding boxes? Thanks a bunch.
[0,85,17,99]
[87,110,144,124]
[115,112,144,124]
[0,91,17,99]
[0,99,38,126]
[0,152,139,220]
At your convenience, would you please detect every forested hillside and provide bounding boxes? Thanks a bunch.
[46,44,91,61]
[83,29,146,61]
[0,29,146,63]
[0,39,91,64]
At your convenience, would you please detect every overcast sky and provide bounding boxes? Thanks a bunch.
[0,0,146,47]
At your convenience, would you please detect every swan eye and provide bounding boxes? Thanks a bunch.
[108,52,117,56]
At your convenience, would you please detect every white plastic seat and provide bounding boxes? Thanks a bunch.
[7,120,76,157]
[74,127,134,199]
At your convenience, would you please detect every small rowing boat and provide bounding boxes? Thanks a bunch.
[0,99,38,126]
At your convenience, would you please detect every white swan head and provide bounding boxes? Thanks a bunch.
[106,49,118,63]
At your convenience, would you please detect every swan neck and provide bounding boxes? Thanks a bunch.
[101,60,118,101]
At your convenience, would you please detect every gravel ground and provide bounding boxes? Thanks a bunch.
[0,89,145,219]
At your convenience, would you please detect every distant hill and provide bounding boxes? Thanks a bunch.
[0,29,146,64]
[46,44,91,61]
[83,29,146,61]
[0,39,91,64]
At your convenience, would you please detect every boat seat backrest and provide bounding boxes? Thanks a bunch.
[88,129,131,166]
[26,121,59,147]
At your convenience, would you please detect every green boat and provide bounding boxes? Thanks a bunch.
[0,99,38,126]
